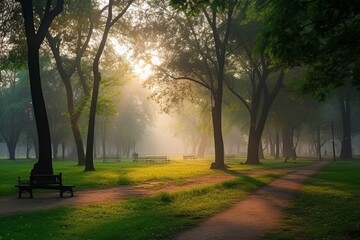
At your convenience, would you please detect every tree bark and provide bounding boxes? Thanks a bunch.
[275,127,280,159]
[210,103,225,169]
[339,87,352,159]
[85,0,133,171]
[20,0,64,174]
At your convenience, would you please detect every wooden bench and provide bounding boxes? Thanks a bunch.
[183,155,197,160]
[133,155,169,164]
[15,172,75,198]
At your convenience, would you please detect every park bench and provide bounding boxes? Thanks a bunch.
[183,155,197,160]
[133,155,169,164]
[15,172,75,198]
[225,155,238,159]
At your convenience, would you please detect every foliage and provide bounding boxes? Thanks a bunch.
[256,0,360,100]
[0,69,31,159]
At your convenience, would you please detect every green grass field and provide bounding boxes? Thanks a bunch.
[1,158,358,239]
[0,158,284,240]
[265,160,360,240]
[0,157,314,196]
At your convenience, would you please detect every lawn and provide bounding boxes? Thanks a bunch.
[265,160,360,240]
[5,157,350,240]
[0,173,280,240]
[0,157,315,196]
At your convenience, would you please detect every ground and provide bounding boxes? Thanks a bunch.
[0,160,329,239]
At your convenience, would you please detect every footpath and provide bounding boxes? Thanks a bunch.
[0,161,330,240]
[0,174,235,216]
[173,160,330,240]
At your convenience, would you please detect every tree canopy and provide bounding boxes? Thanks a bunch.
[256,0,360,99]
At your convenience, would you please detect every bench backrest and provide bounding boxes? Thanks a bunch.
[30,173,62,187]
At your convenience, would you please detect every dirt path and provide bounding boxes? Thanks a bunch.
[173,160,330,240]
[0,161,329,240]
[0,173,236,216]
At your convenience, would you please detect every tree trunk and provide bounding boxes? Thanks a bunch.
[282,125,297,159]
[102,123,107,160]
[7,140,17,160]
[339,88,352,159]
[27,47,53,174]
[197,134,207,158]
[246,122,261,165]
[258,140,265,159]
[269,132,275,156]
[317,125,322,161]
[85,73,99,171]
[53,141,59,160]
[20,0,64,174]
[275,127,280,159]
[210,103,225,169]
[62,142,65,160]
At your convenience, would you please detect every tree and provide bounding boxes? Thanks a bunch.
[225,21,284,164]
[257,0,360,99]
[142,0,238,169]
[19,0,64,174]
[39,54,70,161]
[337,85,353,159]
[46,0,95,166]
[0,69,30,160]
[84,0,133,171]
[110,78,153,158]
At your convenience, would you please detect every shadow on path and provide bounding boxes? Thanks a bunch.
[173,160,330,240]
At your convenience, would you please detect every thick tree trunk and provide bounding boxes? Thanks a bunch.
[258,140,265,159]
[246,122,261,165]
[7,141,17,160]
[210,103,225,169]
[20,0,64,174]
[281,125,297,160]
[27,49,53,174]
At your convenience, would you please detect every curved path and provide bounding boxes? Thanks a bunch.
[173,160,330,240]
[0,173,235,216]
[0,161,329,240]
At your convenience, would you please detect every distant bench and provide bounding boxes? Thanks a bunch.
[225,155,238,159]
[15,172,75,198]
[183,155,197,160]
[133,155,169,164]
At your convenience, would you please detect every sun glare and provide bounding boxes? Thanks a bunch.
[111,37,162,81]
[133,59,153,80]
[133,52,161,81]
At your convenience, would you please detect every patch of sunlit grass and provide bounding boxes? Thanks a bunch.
[0,173,280,240]
[0,157,316,196]
[266,160,360,240]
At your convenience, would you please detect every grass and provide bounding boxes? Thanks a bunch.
[0,157,315,196]
[265,160,360,240]
[0,173,281,240]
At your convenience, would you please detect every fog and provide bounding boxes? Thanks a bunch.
[136,114,186,155]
